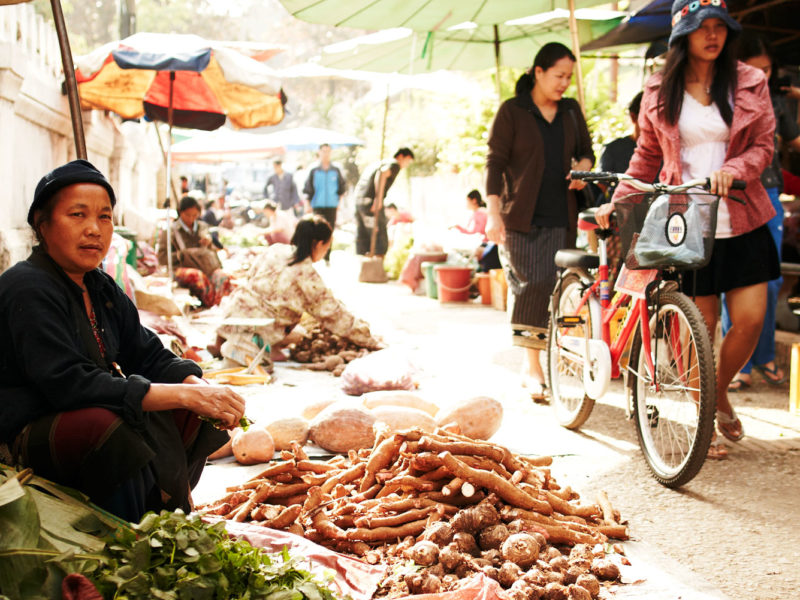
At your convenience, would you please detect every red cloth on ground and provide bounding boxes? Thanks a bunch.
[61,574,103,600]
[175,267,232,307]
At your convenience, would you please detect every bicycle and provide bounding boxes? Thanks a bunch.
[546,171,745,487]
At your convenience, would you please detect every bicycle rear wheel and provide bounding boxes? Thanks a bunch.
[546,273,596,429]
[630,290,716,487]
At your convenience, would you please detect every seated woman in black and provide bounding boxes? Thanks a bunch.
[0,160,245,522]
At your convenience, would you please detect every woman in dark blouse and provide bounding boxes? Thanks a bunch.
[485,42,594,401]
[0,160,245,522]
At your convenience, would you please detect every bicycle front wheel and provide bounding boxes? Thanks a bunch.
[546,273,596,429]
[630,290,716,487]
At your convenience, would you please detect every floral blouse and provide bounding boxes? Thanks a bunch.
[218,244,377,347]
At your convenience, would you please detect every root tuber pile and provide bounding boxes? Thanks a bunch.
[198,426,628,599]
[289,325,370,375]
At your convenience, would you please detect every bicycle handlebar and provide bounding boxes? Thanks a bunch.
[570,171,746,193]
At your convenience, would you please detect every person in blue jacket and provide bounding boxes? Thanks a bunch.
[303,144,346,262]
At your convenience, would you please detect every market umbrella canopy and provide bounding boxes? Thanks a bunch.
[583,0,800,63]
[170,126,364,163]
[279,0,615,30]
[320,9,624,73]
[260,126,365,151]
[75,32,286,130]
[170,129,284,163]
[582,0,670,52]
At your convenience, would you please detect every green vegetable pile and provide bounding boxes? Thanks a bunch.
[201,415,254,431]
[86,510,345,600]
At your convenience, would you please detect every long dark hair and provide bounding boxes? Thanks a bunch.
[289,214,332,265]
[467,189,486,208]
[515,42,576,97]
[738,32,775,87]
[657,33,738,126]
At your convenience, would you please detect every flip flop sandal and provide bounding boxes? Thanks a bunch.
[716,408,745,442]
[522,376,549,404]
[707,437,729,460]
[727,377,751,393]
[754,364,788,386]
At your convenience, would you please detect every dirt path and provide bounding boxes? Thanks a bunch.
[333,263,800,600]
[197,255,800,599]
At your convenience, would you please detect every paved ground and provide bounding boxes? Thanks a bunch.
[194,252,800,600]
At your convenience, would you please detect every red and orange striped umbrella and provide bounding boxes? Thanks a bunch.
[75,32,286,130]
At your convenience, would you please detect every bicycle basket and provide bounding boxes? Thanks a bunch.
[615,193,719,270]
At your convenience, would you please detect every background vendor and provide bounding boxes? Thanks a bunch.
[210,215,380,366]
[0,160,245,522]
[354,148,414,258]
[158,196,233,307]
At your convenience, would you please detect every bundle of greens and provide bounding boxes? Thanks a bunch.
[86,510,345,600]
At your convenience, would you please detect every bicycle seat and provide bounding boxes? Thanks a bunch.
[555,249,599,270]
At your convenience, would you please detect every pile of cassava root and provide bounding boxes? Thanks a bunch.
[198,426,629,599]
[288,325,371,376]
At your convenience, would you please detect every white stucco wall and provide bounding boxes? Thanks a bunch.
[0,3,163,271]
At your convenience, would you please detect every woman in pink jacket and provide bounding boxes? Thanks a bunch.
[596,0,778,457]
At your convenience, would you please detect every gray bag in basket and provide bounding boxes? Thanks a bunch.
[633,194,705,268]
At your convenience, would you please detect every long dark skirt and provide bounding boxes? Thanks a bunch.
[501,226,569,349]
[12,407,227,522]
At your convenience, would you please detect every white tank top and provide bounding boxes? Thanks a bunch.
[678,92,732,238]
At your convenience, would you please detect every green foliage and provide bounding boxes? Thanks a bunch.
[435,94,497,175]
[200,416,254,431]
[86,510,345,600]
[31,0,239,55]
[0,466,126,600]
[384,234,413,280]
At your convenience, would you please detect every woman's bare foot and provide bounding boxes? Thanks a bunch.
[754,362,787,385]
[707,432,728,460]
[270,347,288,362]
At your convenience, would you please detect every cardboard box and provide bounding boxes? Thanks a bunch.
[489,269,507,312]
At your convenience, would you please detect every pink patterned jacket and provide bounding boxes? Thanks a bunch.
[612,62,776,236]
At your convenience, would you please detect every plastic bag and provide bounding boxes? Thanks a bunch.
[213,519,386,600]
[397,573,508,600]
[632,194,706,269]
[340,349,417,396]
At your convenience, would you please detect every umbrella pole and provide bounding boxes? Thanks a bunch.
[493,25,501,103]
[50,0,87,160]
[567,0,586,114]
[165,71,175,289]
[379,84,389,160]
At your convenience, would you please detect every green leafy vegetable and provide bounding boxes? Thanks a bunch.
[86,510,345,600]
[201,415,254,431]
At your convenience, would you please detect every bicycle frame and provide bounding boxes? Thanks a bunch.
[565,272,654,383]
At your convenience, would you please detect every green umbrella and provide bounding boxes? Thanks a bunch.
[280,0,618,30]
[281,0,623,108]
[320,10,623,75]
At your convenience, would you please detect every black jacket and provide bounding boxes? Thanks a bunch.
[0,249,201,443]
[486,95,594,237]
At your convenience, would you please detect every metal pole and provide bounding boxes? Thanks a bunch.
[567,0,586,114]
[379,84,389,160]
[165,71,175,288]
[49,0,86,159]
[493,24,501,103]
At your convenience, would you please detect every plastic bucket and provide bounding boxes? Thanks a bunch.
[435,265,472,302]
[476,272,492,305]
[421,262,440,299]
